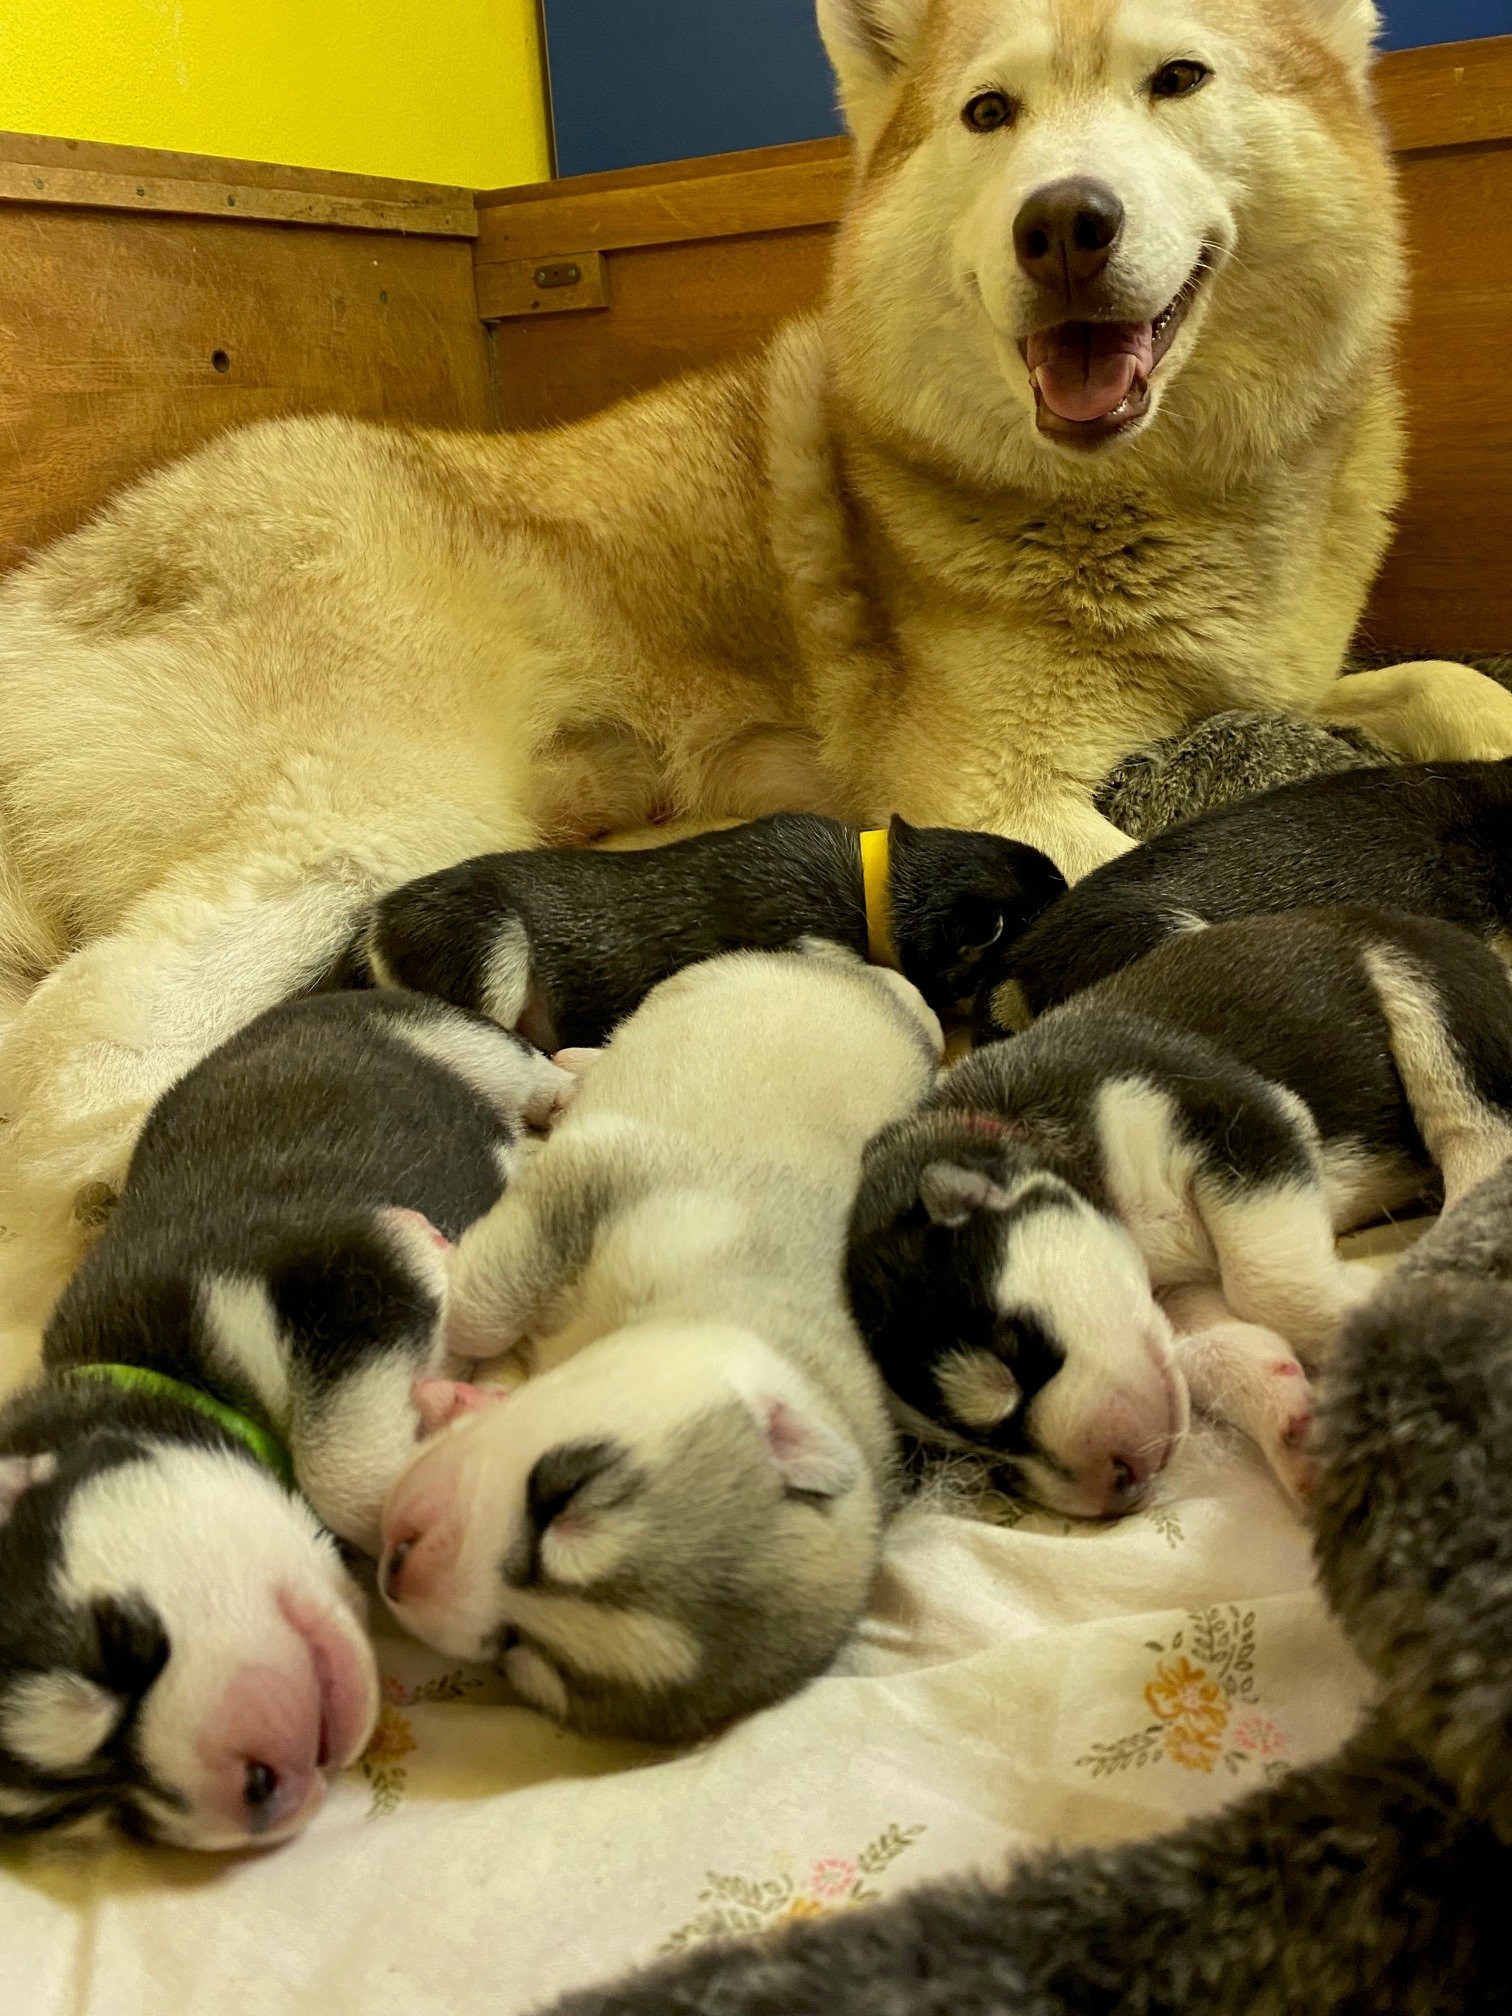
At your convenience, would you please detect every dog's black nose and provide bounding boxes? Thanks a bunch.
[1014,178,1125,297]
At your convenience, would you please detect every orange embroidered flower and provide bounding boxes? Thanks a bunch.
[1144,1656,1228,1736]
[1163,1722,1222,1772]
[364,1705,418,1767]
[782,1898,827,1921]
[381,1674,408,1707]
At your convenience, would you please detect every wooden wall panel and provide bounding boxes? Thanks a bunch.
[478,37,1512,654]
[0,135,490,572]
[488,227,836,430]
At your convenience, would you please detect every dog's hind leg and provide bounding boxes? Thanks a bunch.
[0,797,520,1320]
[1190,1171,1378,1365]
[1364,937,1512,1208]
[0,859,373,1318]
[1164,1283,1315,1502]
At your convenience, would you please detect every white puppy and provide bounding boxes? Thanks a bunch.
[379,950,943,1743]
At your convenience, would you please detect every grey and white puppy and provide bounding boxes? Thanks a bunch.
[354,812,1065,1045]
[851,907,1512,1513]
[0,992,570,1849]
[378,950,943,1744]
[987,755,1512,1034]
[537,1160,1512,2016]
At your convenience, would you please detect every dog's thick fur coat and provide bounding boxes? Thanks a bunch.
[4,0,1512,1289]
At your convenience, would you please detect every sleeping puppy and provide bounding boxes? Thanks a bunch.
[0,992,570,1849]
[851,908,1512,1515]
[984,757,1512,1034]
[354,811,1064,1046]
[378,948,944,1744]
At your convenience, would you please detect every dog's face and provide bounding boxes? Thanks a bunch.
[820,0,1395,473]
[0,1435,377,1849]
[378,1324,882,1744]
[848,1120,1188,1515]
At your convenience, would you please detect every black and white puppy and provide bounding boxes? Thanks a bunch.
[0,992,570,1849]
[985,757,1512,1033]
[353,812,1065,1046]
[851,907,1512,1516]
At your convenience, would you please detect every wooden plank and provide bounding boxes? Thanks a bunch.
[474,146,853,264]
[476,250,609,321]
[1372,35,1512,155]
[490,226,836,430]
[0,207,492,572]
[0,128,472,208]
[0,160,476,238]
[1360,138,1512,653]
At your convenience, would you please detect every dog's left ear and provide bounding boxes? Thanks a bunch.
[1299,0,1381,85]
[817,0,930,145]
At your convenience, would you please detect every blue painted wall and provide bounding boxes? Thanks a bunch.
[543,1,1511,179]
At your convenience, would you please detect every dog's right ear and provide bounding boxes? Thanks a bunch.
[920,1162,1012,1228]
[818,0,929,143]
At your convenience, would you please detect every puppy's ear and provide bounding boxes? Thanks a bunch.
[0,1452,57,1523]
[746,1396,860,1501]
[1298,0,1380,83]
[817,0,930,142]
[920,1161,1013,1228]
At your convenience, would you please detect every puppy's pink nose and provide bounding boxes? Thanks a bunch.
[1101,1451,1156,1515]
[382,1516,460,1610]
[202,1664,327,1838]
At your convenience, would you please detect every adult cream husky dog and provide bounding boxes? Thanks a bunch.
[1,0,1508,1302]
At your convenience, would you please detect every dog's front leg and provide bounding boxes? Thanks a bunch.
[1318,660,1512,762]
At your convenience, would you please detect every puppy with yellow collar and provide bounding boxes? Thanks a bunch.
[351,812,1063,1048]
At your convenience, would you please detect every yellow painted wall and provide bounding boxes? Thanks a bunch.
[0,1,551,189]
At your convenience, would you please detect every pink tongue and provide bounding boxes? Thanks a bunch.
[1026,321,1155,423]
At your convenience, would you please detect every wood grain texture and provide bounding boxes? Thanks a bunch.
[0,161,476,238]
[0,128,474,208]
[489,228,836,428]
[1372,35,1512,154]
[479,36,1512,652]
[476,249,609,321]
[0,207,492,571]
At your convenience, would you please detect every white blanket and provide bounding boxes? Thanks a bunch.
[1,1401,1384,2016]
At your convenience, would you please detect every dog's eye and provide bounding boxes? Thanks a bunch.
[1149,60,1210,100]
[961,91,1016,133]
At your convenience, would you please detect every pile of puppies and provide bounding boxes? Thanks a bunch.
[4,761,1512,1851]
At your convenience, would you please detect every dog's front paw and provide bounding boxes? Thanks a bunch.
[1323,661,1512,764]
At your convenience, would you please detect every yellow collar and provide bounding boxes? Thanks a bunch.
[859,827,897,969]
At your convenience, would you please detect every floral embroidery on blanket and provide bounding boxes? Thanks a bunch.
[660,1823,927,1952]
[361,1671,486,1816]
[1075,1607,1290,1783]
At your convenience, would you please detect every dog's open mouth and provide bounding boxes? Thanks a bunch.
[1021,256,1212,448]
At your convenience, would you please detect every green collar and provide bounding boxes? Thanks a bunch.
[69,1364,296,1489]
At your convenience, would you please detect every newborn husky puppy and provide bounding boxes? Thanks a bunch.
[0,992,569,1848]
[357,812,1064,1046]
[852,908,1512,1515]
[379,950,943,1743]
[988,757,1512,1031]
